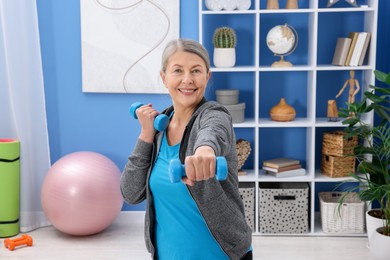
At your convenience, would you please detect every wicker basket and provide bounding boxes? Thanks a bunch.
[319,192,366,234]
[322,131,357,157]
[321,154,355,177]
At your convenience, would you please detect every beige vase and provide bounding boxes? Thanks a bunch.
[270,98,296,122]
[267,0,279,9]
[286,0,298,9]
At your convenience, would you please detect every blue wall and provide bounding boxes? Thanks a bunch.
[36,1,389,211]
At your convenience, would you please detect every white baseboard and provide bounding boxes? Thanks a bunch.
[115,211,145,224]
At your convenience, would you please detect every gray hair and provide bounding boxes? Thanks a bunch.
[161,39,210,73]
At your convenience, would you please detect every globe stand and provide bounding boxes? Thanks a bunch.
[272,55,293,67]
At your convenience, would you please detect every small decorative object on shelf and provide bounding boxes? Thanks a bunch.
[213,26,237,68]
[270,98,296,122]
[286,0,298,9]
[327,0,358,8]
[327,99,339,122]
[266,0,279,9]
[205,0,223,11]
[205,0,250,11]
[236,139,251,175]
[335,70,360,118]
[222,0,238,11]
[266,24,298,67]
[237,0,251,10]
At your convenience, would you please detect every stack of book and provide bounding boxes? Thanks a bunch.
[262,157,306,178]
[332,31,371,66]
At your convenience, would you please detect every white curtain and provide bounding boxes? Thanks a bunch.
[0,0,51,231]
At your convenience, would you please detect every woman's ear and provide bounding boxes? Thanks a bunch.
[207,70,211,81]
[160,70,167,87]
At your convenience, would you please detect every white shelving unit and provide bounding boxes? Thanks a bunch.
[199,0,378,236]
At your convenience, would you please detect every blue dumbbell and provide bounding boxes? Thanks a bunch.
[168,157,228,183]
[129,102,169,132]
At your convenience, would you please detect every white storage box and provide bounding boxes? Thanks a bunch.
[259,182,309,234]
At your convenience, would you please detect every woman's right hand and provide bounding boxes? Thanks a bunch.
[137,104,159,143]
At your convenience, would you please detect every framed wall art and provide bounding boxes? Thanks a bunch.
[80,0,180,93]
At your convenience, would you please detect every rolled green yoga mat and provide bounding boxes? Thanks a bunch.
[0,138,20,237]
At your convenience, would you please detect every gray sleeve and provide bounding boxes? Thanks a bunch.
[120,139,153,205]
[194,108,234,157]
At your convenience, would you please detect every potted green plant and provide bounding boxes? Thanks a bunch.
[213,26,237,68]
[338,69,390,259]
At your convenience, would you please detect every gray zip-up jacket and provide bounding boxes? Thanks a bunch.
[120,99,252,260]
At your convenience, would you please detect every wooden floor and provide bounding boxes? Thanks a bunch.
[1,212,373,259]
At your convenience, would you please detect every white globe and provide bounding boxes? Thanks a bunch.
[266,25,296,55]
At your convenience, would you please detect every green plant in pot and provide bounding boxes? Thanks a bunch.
[213,26,237,68]
[338,69,390,259]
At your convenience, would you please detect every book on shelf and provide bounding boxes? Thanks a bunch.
[266,168,306,178]
[344,32,359,66]
[332,37,352,66]
[349,32,367,66]
[357,32,371,66]
[263,157,300,169]
[262,163,301,173]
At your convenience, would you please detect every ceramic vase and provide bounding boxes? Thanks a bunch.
[267,0,279,9]
[286,0,298,9]
[270,98,296,121]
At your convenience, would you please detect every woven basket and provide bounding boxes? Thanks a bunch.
[321,154,355,177]
[319,192,366,234]
[322,131,357,157]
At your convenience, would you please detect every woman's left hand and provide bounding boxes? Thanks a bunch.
[182,146,216,186]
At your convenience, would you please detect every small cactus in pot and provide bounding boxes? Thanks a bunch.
[213,27,237,48]
[212,26,237,67]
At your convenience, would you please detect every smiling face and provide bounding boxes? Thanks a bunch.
[160,50,211,112]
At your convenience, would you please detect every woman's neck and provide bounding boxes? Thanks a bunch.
[166,106,194,145]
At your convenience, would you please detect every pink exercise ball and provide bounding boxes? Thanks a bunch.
[41,151,123,236]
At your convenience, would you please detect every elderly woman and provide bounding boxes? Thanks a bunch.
[121,38,252,260]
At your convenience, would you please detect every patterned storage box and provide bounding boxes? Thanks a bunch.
[322,131,357,157]
[239,183,255,232]
[259,182,309,234]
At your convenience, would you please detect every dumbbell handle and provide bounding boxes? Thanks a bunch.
[129,102,169,132]
[168,157,228,183]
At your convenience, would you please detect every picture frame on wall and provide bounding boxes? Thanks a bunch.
[80,0,180,94]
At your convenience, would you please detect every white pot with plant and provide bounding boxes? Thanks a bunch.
[338,70,390,259]
[213,26,237,68]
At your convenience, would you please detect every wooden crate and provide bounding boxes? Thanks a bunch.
[321,154,356,177]
[322,131,357,157]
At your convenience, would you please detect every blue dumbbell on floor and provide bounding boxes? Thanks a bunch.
[129,102,169,132]
[168,157,228,183]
